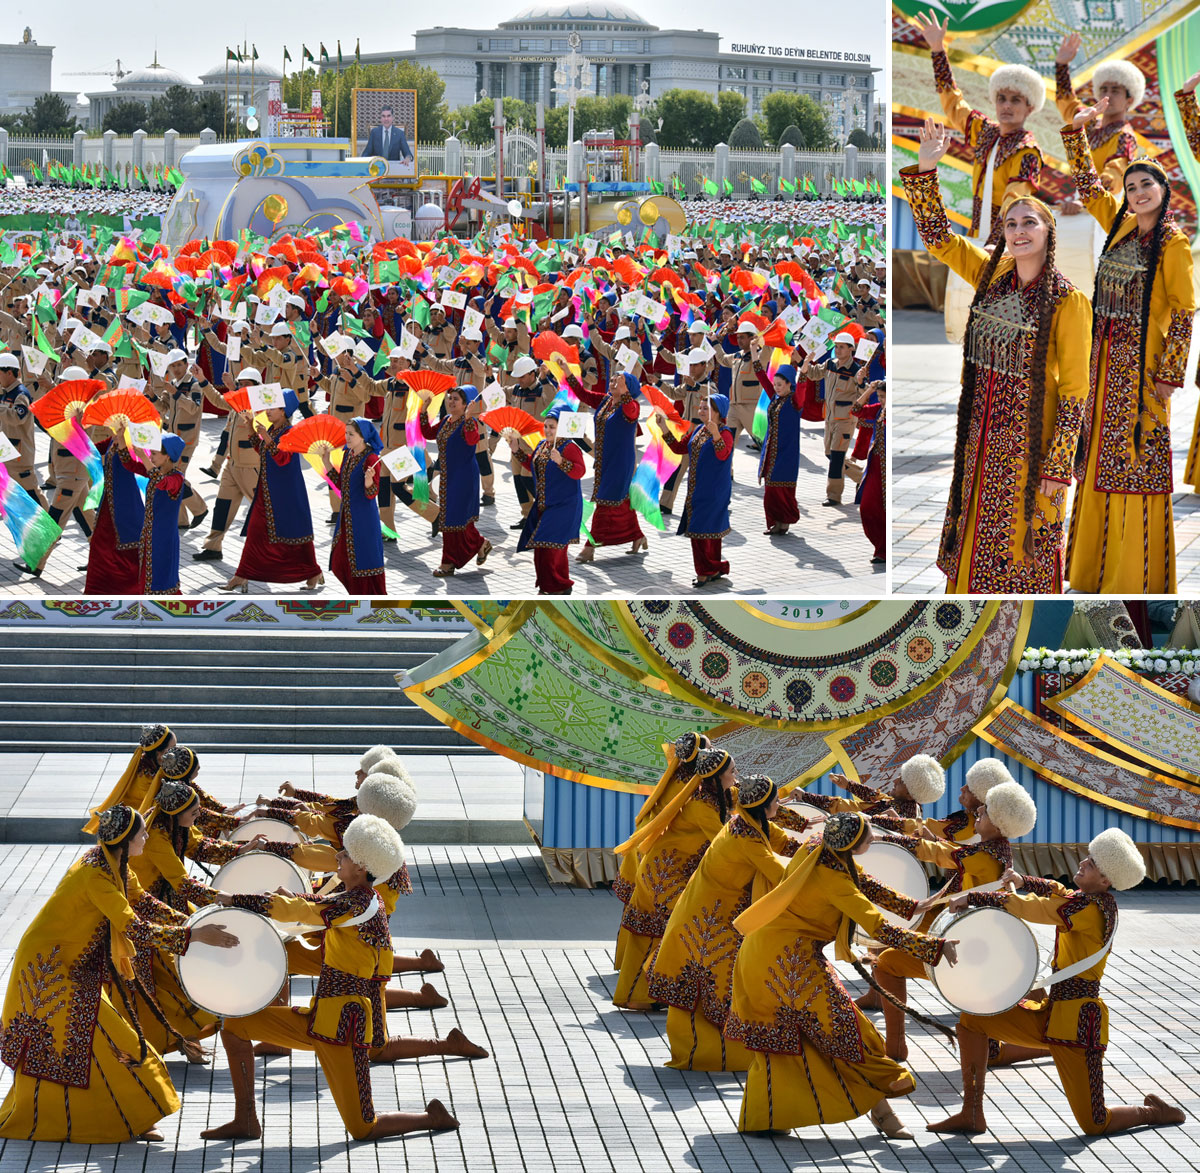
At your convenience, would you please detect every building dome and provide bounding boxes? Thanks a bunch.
[501,2,650,26]
[115,61,199,90]
[198,59,283,83]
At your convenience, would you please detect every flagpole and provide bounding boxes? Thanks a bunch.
[224,52,229,141]
[334,42,340,139]
[251,44,256,128]
[236,50,242,135]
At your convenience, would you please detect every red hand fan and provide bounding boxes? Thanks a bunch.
[222,388,253,413]
[399,370,457,395]
[761,321,790,349]
[278,414,347,454]
[737,311,768,333]
[82,389,160,430]
[532,332,580,366]
[642,385,686,428]
[480,406,543,436]
[32,380,108,429]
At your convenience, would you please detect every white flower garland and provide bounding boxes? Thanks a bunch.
[1017,646,1197,675]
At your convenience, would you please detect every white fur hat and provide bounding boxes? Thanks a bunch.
[983,781,1037,840]
[990,64,1046,115]
[358,772,418,831]
[899,754,945,806]
[965,757,1014,802]
[1089,828,1146,890]
[342,813,405,881]
[359,745,395,772]
[1093,60,1146,109]
[366,755,413,787]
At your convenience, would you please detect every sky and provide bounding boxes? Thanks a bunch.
[8,0,888,101]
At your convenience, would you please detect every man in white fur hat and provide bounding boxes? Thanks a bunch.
[931,827,1186,1137]
[1056,33,1142,199]
[914,11,1044,244]
[205,814,461,1141]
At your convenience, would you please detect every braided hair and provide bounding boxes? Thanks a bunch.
[1092,164,1172,459]
[824,839,957,1044]
[947,201,1058,554]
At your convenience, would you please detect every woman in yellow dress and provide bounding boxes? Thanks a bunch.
[1060,102,1194,592]
[82,723,175,833]
[726,812,958,1139]
[646,774,820,1071]
[612,747,735,1010]
[900,119,1091,594]
[613,731,708,971]
[0,805,237,1143]
[157,744,245,836]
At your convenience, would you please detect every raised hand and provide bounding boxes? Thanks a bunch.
[1072,96,1108,130]
[1056,32,1081,65]
[1184,70,1200,95]
[917,117,950,172]
[912,10,948,53]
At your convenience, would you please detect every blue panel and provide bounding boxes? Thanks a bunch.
[537,772,642,849]
[1028,601,1075,650]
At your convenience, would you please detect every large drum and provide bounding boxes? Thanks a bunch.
[855,841,927,929]
[924,905,1044,1015]
[212,851,313,938]
[781,802,826,843]
[229,817,305,846]
[176,904,287,1017]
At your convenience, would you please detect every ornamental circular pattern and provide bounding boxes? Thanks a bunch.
[869,659,898,688]
[934,602,964,630]
[829,675,856,702]
[907,637,935,664]
[741,671,770,699]
[786,678,813,709]
[621,600,998,727]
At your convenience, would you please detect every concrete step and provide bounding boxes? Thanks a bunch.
[0,721,473,747]
[5,664,415,687]
[0,739,487,754]
[0,630,460,651]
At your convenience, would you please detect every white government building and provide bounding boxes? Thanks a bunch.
[353,2,880,138]
[0,28,80,118]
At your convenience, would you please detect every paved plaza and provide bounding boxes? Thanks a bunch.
[0,413,883,598]
[893,309,1200,595]
[0,841,1197,1172]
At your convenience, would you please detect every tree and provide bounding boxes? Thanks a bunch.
[715,90,745,144]
[282,61,447,142]
[654,89,719,149]
[761,92,831,149]
[542,94,632,148]
[103,101,148,135]
[727,117,763,150]
[145,85,202,134]
[777,123,806,148]
[451,97,536,145]
[195,92,224,134]
[847,128,874,150]
[23,93,77,135]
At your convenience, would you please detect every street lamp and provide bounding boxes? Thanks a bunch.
[553,32,592,181]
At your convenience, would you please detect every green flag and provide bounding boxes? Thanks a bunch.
[722,178,733,195]
[302,44,315,63]
[703,178,718,196]
[373,332,394,373]
[750,177,766,195]
[342,313,369,338]
[227,47,240,62]
[649,179,664,195]
[372,259,401,284]
[409,295,430,330]
[289,319,312,348]
[320,43,329,62]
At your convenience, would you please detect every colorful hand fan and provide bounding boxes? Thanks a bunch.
[641,385,687,432]
[82,389,159,430]
[751,388,771,444]
[532,332,580,367]
[761,320,790,349]
[31,379,107,429]
[222,388,253,413]
[0,462,62,570]
[479,406,543,438]
[629,415,682,531]
[398,369,456,396]
[277,414,347,455]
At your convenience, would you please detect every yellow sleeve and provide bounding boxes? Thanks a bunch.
[1061,125,1121,232]
[826,871,945,964]
[290,842,340,872]
[266,893,329,927]
[898,165,993,286]
[1002,147,1042,206]
[913,837,961,870]
[1040,290,1092,484]
[1155,234,1195,388]
[969,889,1068,926]
[144,830,191,891]
[932,51,974,139]
[1176,89,1200,161]
[1055,62,1079,123]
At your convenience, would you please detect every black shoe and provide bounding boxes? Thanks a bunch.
[192,548,223,562]
[481,494,495,506]
[41,481,54,491]
[187,510,209,530]
[661,507,673,516]
[509,518,527,530]
[382,535,398,544]
[76,564,89,572]
[822,499,839,507]
[11,561,40,578]
[200,466,218,480]
[327,514,338,525]
[431,519,441,539]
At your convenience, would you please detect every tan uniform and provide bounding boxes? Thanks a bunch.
[357,372,439,530]
[714,345,763,445]
[156,378,208,524]
[0,382,47,507]
[199,411,259,552]
[422,320,458,360]
[806,357,864,503]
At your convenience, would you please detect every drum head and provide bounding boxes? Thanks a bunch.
[856,841,927,928]
[177,905,287,1017]
[212,851,310,897]
[782,802,825,843]
[229,818,304,846]
[926,906,1040,1016]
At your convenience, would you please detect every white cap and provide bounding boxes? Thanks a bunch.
[461,327,483,342]
[236,367,262,383]
[687,321,710,334]
[511,355,537,378]
[613,326,632,341]
[165,348,188,364]
[60,365,89,380]
[228,319,251,333]
[834,332,856,346]
[503,317,518,330]
[686,348,709,364]
[561,324,584,340]
[286,294,307,309]
[90,340,112,354]
[736,322,757,334]
[269,322,292,337]
[0,354,20,370]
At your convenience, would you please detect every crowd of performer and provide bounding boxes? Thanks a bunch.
[0,725,487,1144]
[0,214,886,594]
[901,15,1200,595]
[610,731,1187,1140]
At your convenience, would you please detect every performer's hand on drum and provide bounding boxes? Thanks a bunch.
[917,119,950,173]
[947,892,970,913]
[1072,97,1108,130]
[279,781,296,797]
[237,834,269,855]
[191,922,240,948]
[1152,380,1177,403]
[829,773,851,790]
[1056,32,1081,64]
[1060,198,1085,217]
[999,866,1023,890]
[911,11,948,52]
[942,940,960,966]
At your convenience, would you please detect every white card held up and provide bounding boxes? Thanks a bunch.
[126,420,162,450]
[140,302,175,326]
[248,382,285,412]
[780,305,805,332]
[71,327,103,353]
[353,340,376,365]
[555,411,590,440]
[20,346,52,377]
[615,345,640,374]
[380,446,420,482]
[481,381,507,411]
[319,332,349,358]
[225,334,242,363]
[253,301,280,326]
[117,375,148,393]
[0,433,20,463]
[440,290,467,310]
[146,349,172,379]
[463,306,484,333]
[855,338,879,362]
[397,328,421,359]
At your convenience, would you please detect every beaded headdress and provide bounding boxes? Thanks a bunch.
[696,748,731,780]
[738,774,776,810]
[823,811,868,853]
[160,746,196,781]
